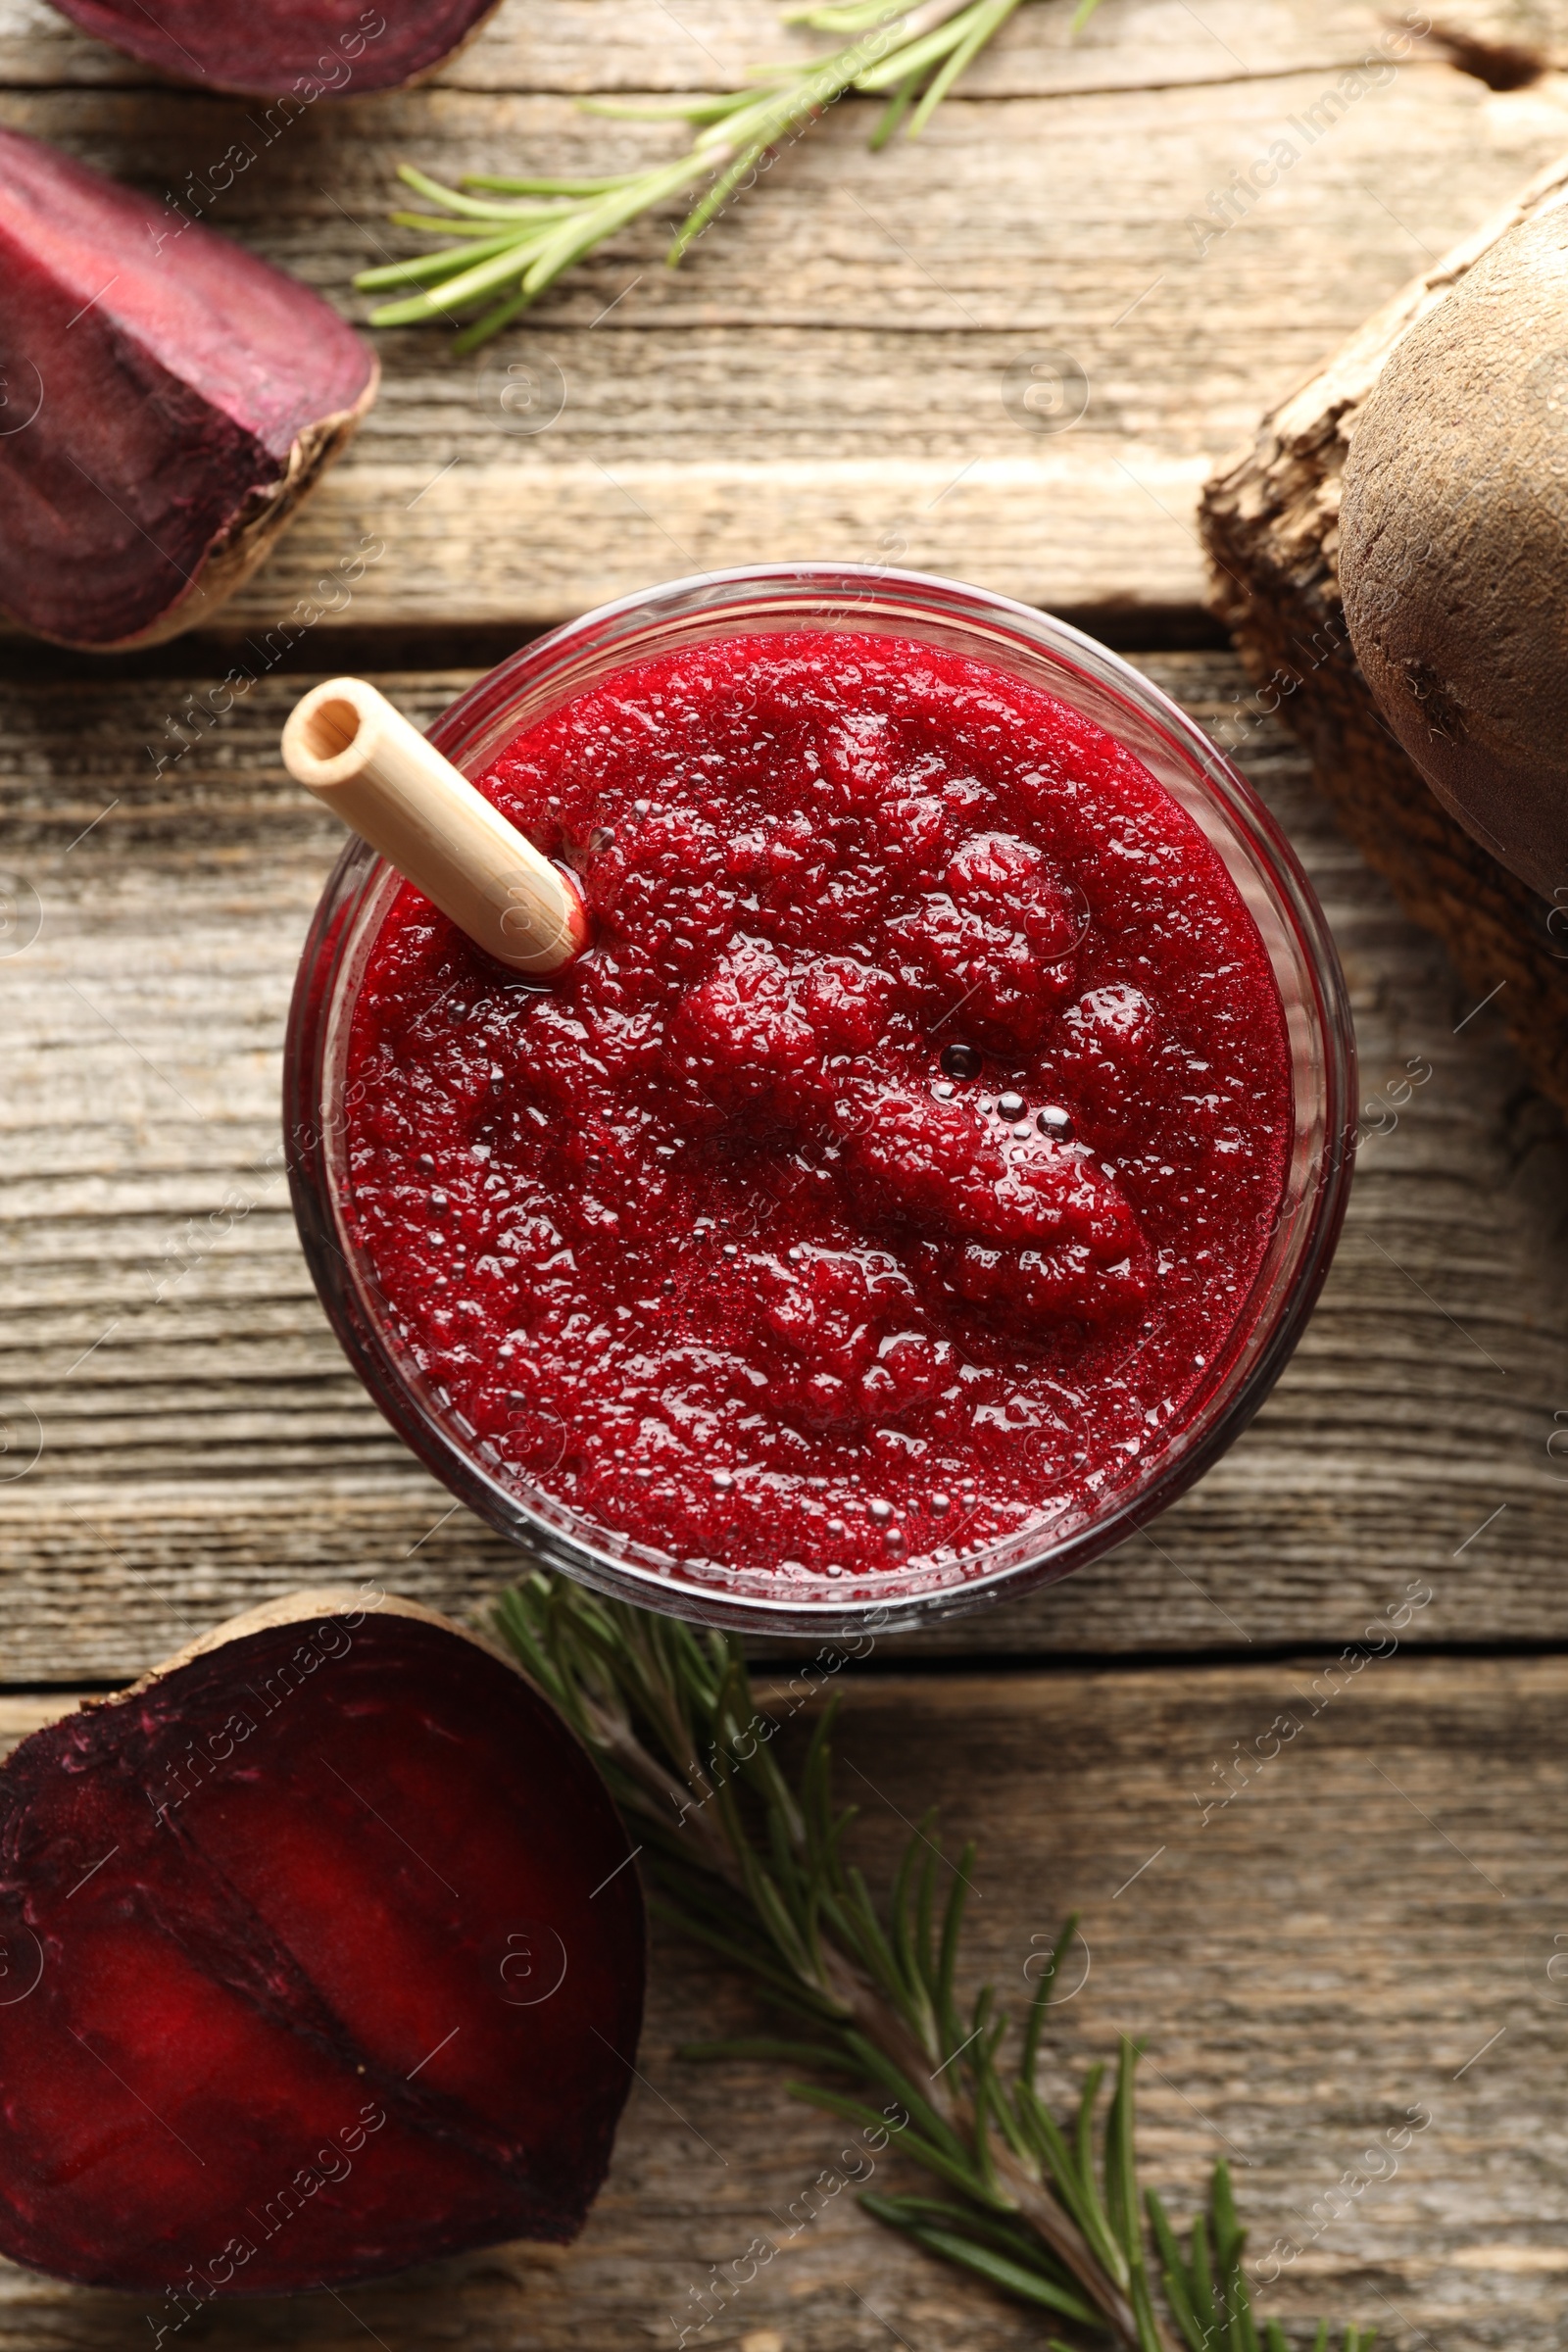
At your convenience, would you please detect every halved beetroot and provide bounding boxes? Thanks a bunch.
[0,127,377,649]
[45,0,503,96]
[0,1591,645,2296]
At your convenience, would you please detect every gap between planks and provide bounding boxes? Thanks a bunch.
[2,1656,1567,2352]
[3,655,1568,1681]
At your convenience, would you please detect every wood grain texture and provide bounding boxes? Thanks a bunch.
[8,9,1568,623]
[4,655,1567,1681]
[5,12,1568,2351]
[3,1657,1567,2348]
[0,0,1547,98]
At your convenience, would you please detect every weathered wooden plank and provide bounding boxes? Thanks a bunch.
[6,57,1568,621]
[3,654,1566,1681]
[0,0,1540,97]
[2,1657,1565,2349]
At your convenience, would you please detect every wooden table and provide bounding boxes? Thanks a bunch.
[6,2,1568,2344]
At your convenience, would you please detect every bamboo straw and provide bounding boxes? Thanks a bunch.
[280,677,588,975]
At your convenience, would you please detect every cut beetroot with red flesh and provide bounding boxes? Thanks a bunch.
[0,1594,645,2295]
[45,0,502,96]
[0,126,377,649]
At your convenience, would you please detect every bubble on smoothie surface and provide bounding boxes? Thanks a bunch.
[343,633,1292,1579]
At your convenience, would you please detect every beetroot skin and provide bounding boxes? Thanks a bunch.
[0,127,377,649]
[0,1592,645,2298]
[46,0,502,96]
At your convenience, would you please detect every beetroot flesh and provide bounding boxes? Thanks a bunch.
[46,0,503,96]
[0,1594,645,2296]
[0,127,377,649]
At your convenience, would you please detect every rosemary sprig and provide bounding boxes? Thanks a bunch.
[357,0,1103,351]
[495,1574,1373,2351]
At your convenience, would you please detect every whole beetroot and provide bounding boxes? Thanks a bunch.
[1339,206,1568,900]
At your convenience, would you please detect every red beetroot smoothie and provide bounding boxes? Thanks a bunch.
[343,631,1292,1584]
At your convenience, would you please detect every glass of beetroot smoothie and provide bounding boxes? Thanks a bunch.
[286,564,1354,1634]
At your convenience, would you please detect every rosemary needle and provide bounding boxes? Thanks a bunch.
[357,0,1098,350]
[495,1572,1375,2352]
